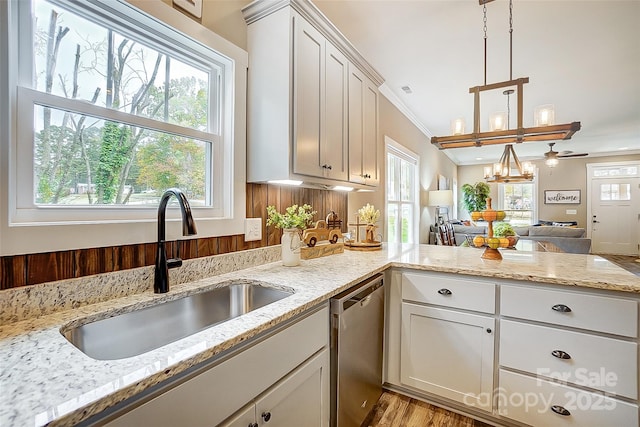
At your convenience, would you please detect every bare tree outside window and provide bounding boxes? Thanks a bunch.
[32,0,211,206]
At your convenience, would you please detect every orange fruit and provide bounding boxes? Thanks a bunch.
[499,237,510,248]
[482,210,497,221]
[473,236,485,247]
[487,237,500,249]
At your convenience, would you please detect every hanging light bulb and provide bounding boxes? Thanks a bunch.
[451,118,465,135]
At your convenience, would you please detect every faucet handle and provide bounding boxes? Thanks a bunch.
[167,258,183,269]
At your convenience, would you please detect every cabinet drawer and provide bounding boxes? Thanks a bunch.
[501,285,638,337]
[499,369,639,427]
[500,320,638,399]
[402,272,495,313]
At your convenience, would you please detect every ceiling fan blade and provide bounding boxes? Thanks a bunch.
[558,153,588,158]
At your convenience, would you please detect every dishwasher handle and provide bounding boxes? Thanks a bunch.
[330,273,383,315]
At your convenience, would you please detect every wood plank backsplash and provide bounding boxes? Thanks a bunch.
[0,184,348,290]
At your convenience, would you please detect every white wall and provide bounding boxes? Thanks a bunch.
[349,95,458,244]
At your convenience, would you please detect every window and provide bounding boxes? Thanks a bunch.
[497,182,536,226]
[600,183,631,201]
[1,0,247,253]
[19,0,224,211]
[386,140,419,244]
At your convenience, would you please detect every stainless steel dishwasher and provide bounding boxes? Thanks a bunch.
[330,273,384,427]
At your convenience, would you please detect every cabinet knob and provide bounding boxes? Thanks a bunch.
[262,411,272,422]
[322,164,332,170]
[550,405,571,416]
[437,288,452,295]
[249,423,258,427]
[551,349,572,360]
[551,304,572,313]
[486,328,492,334]
[362,173,371,179]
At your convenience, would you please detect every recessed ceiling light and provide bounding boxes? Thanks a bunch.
[618,147,629,150]
[475,157,483,161]
[401,86,412,94]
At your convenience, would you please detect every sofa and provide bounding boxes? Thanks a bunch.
[449,223,592,254]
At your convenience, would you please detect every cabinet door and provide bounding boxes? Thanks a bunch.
[362,79,378,186]
[293,16,324,178]
[400,302,494,411]
[348,66,364,184]
[255,349,329,427]
[348,65,378,186]
[218,403,256,427]
[323,43,348,181]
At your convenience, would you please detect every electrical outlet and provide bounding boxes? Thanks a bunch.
[244,218,262,241]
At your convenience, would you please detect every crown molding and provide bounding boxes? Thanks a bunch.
[242,0,384,87]
[378,83,432,138]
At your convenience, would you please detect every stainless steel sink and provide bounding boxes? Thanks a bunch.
[62,281,294,360]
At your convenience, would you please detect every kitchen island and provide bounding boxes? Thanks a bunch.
[1,244,639,426]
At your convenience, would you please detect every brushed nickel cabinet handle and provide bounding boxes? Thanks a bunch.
[437,288,452,295]
[551,405,571,416]
[551,350,572,360]
[552,304,572,313]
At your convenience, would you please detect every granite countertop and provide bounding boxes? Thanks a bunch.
[1,244,639,426]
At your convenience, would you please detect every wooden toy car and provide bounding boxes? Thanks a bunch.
[303,211,343,247]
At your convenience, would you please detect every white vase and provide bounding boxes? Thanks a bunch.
[281,228,302,267]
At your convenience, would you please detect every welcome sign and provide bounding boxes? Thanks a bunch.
[544,190,581,204]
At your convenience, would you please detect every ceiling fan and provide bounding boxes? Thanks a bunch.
[544,142,588,167]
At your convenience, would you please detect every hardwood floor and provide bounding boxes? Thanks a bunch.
[597,254,640,276]
[362,391,492,427]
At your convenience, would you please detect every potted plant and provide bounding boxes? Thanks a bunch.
[461,182,490,218]
[358,203,380,242]
[266,204,316,266]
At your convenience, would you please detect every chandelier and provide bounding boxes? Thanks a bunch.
[484,144,534,183]
[431,0,581,150]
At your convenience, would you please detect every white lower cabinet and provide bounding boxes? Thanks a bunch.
[102,306,329,427]
[400,302,495,411]
[500,319,638,399]
[497,284,639,426]
[499,369,639,427]
[220,349,329,427]
[386,270,640,426]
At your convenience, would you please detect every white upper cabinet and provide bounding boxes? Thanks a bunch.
[243,0,383,189]
[322,43,349,182]
[348,65,379,186]
[293,18,348,181]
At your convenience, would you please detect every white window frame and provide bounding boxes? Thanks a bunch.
[496,175,538,226]
[385,136,419,244]
[0,0,248,255]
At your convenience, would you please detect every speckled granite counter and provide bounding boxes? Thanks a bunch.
[1,244,639,426]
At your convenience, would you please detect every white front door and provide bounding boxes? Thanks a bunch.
[590,173,640,255]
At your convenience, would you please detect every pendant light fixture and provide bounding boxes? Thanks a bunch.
[483,89,534,183]
[431,0,581,150]
[484,144,534,183]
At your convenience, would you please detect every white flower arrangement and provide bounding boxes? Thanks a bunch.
[358,203,380,224]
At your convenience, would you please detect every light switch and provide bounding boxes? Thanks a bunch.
[566,209,577,215]
[244,218,262,241]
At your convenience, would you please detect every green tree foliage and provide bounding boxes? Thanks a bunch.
[95,122,131,204]
[33,6,209,205]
